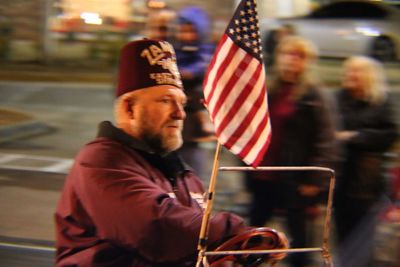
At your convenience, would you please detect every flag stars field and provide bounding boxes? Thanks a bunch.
[226,0,263,61]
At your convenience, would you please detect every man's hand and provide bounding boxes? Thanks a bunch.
[210,227,289,266]
[266,230,289,264]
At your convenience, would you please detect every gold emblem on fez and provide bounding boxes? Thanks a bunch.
[141,42,182,87]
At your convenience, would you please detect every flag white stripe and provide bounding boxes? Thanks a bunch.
[243,114,271,164]
[229,72,269,158]
[226,76,267,154]
[204,38,234,98]
[207,45,247,114]
[217,62,266,145]
[215,49,259,122]
[215,55,264,135]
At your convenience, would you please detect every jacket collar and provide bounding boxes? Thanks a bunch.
[97,121,154,153]
[96,121,193,172]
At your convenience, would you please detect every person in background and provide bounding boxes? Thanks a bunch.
[174,6,216,181]
[54,39,288,267]
[145,8,177,41]
[263,24,296,67]
[334,56,397,267]
[245,36,337,267]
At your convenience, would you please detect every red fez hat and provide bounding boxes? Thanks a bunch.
[116,39,183,97]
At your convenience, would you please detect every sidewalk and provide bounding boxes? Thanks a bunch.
[0,62,113,143]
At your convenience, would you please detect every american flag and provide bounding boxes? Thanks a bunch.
[203,0,271,167]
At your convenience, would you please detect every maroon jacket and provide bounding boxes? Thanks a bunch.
[55,121,246,267]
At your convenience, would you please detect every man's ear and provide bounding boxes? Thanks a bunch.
[122,96,134,119]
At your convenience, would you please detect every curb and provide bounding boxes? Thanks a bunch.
[0,108,56,143]
[0,121,56,144]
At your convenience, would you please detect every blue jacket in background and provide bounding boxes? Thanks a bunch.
[175,6,215,82]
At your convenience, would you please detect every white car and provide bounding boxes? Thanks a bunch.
[261,0,400,62]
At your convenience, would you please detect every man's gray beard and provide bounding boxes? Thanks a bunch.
[141,130,183,155]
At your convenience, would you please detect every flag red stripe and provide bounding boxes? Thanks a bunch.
[211,52,253,119]
[215,62,262,136]
[250,126,272,167]
[224,85,266,149]
[238,110,269,160]
[205,40,239,105]
[202,34,228,92]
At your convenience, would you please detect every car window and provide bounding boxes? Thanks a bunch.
[309,2,388,19]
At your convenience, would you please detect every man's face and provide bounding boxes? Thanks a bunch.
[130,85,187,154]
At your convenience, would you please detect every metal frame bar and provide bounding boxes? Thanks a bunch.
[201,166,336,267]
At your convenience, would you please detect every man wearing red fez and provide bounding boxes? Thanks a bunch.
[54,39,288,267]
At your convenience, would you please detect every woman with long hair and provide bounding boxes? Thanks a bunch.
[334,56,397,267]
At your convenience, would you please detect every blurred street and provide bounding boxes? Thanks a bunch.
[0,59,400,266]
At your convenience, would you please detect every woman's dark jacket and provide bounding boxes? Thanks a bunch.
[335,89,398,202]
[247,82,337,208]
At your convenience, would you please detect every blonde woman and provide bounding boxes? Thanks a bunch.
[334,56,397,267]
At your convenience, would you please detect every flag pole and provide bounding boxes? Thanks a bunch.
[196,142,223,267]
